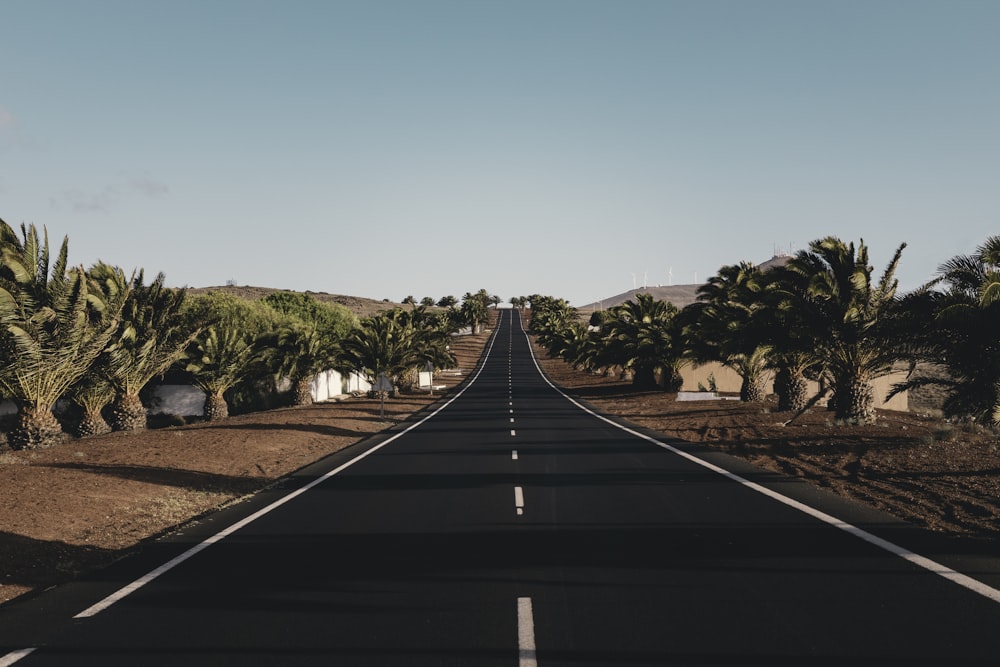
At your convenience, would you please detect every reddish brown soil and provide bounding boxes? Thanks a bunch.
[2,319,998,608]
[0,331,490,605]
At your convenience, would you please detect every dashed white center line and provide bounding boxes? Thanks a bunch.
[518,597,537,667]
[512,449,518,460]
[514,485,525,515]
[511,429,516,436]
[510,417,515,423]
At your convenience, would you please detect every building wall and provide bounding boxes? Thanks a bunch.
[678,362,909,412]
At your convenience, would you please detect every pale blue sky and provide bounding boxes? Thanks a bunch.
[1,0,997,306]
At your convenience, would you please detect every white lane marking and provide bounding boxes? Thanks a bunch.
[518,597,537,667]
[512,450,519,460]
[518,316,1000,605]
[515,486,525,516]
[509,409,514,414]
[511,429,516,437]
[0,648,36,666]
[72,313,511,620]
[510,417,515,423]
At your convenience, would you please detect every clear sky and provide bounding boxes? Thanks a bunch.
[1,0,997,307]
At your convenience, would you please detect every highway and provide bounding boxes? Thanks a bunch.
[2,308,1000,665]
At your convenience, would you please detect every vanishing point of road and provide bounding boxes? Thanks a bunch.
[3,309,1000,665]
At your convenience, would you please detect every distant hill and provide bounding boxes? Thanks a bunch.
[578,284,702,312]
[186,285,406,318]
[579,254,792,312]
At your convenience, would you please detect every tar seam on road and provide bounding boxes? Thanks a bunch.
[516,312,1000,606]
[66,320,508,621]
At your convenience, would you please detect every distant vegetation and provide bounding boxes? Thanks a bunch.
[0,217,499,449]
[529,235,1000,428]
[2,217,995,448]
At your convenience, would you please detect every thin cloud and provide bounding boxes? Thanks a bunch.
[53,187,119,214]
[51,174,170,213]
[0,107,14,128]
[130,176,169,197]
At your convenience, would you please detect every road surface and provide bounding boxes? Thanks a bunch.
[2,308,1000,665]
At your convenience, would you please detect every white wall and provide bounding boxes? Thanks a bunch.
[148,385,206,416]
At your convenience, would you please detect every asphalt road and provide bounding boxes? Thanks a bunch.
[3,308,1000,665]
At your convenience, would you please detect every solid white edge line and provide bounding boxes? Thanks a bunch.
[71,315,508,620]
[517,312,1000,605]
[0,648,36,666]
[517,596,538,667]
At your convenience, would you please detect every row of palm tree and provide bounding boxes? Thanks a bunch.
[341,306,457,391]
[1,218,490,449]
[530,235,1000,427]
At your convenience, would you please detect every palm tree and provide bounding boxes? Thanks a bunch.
[89,264,198,431]
[68,372,115,437]
[460,290,491,334]
[603,293,683,389]
[527,296,578,355]
[771,236,906,424]
[755,267,827,412]
[405,306,458,369]
[180,292,279,421]
[184,323,257,421]
[682,262,771,402]
[340,310,421,389]
[257,321,339,406]
[935,235,1000,307]
[257,291,358,405]
[891,236,1000,425]
[0,220,124,448]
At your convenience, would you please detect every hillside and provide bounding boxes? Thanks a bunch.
[578,284,702,313]
[578,254,792,313]
[186,285,407,318]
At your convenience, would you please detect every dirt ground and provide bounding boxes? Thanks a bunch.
[2,319,998,607]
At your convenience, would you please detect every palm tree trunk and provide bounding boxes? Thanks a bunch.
[204,391,229,421]
[740,372,767,402]
[631,364,658,389]
[77,408,112,437]
[659,366,684,392]
[834,373,876,424]
[775,367,809,412]
[111,393,147,431]
[9,404,64,450]
[292,376,314,406]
